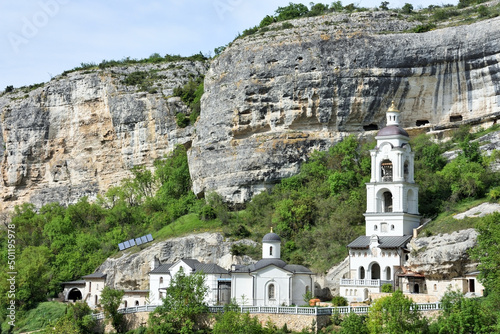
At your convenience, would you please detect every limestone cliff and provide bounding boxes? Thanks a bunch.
[1,12,500,210]
[406,229,478,279]
[0,61,207,211]
[189,13,500,202]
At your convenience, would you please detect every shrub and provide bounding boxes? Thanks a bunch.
[413,23,436,33]
[381,283,393,293]
[259,15,275,28]
[477,5,489,17]
[331,295,348,306]
[489,186,500,201]
[199,205,216,221]
[175,113,189,128]
[4,85,14,93]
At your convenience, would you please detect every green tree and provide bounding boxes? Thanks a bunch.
[275,2,309,21]
[147,267,208,334]
[430,290,495,333]
[212,301,267,334]
[367,290,428,334]
[471,213,500,300]
[100,287,125,333]
[401,3,414,14]
[379,1,390,10]
[339,312,368,334]
[47,302,96,334]
[15,246,53,311]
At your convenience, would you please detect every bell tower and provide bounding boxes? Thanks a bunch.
[364,102,420,236]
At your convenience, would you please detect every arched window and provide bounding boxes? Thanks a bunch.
[135,300,140,306]
[160,277,163,284]
[89,282,92,292]
[124,301,128,308]
[385,267,391,281]
[270,246,273,256]
[383,191,393,212]
[404,161,409,181]
[359,266,365,279]
[95,295,98,305]
[381,160,393,182]
[407,189,416,214]
[268,284,275,300]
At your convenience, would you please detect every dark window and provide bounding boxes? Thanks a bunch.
[383,191,393,212]
[450,115,463,122]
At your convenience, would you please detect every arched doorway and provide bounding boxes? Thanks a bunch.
[371,263,381,280]
[414,283,420,294]
[67,288,82,302]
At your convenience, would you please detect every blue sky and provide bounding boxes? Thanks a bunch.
[1,0,457,90]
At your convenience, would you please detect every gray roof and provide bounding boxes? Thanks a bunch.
[347,235,412,249]
[61,280,86,285]
[149,259,228,275]
[149,263,173,274]
[262,232,281,242]
[194,263,229,274]
[233,258,312,274]
[377,125,409,137]
[82,272,107,279]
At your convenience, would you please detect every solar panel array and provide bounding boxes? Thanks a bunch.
[118,234,153,251]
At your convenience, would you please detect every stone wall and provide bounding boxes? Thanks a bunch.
[101,311,330,333]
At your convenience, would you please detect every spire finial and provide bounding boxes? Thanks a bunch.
[387,100,399,113]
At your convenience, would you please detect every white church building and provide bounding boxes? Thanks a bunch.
[149,258,231,306]
[340,102,421,302]
[231,230,314,306]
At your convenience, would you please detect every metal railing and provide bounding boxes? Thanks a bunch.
[92,302,442,319]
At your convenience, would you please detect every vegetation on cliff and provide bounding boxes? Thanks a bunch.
[1,123,499,332]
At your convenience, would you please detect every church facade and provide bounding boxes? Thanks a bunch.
[231,230,314,306]
[340,102,421,302]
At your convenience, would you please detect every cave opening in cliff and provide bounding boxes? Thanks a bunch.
[450,115,463,122]
[363,124,379,131]
[416,120,429,126]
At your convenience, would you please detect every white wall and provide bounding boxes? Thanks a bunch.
[291,274,313,306]
[85,278,105,308]
[149,273,172,305]
[232,274,254,305]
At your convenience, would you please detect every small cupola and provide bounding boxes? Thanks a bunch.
[262,228,281,259]
[377,100,409,138]
[386,101,400,126]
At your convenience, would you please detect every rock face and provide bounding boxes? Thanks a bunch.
[189,13,500,202]
[405,229,478,279]
[1,13,500,209]
[0,61,207,211]
[97,232,257,290]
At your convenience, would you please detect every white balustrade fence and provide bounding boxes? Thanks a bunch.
[92,302,442,319]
